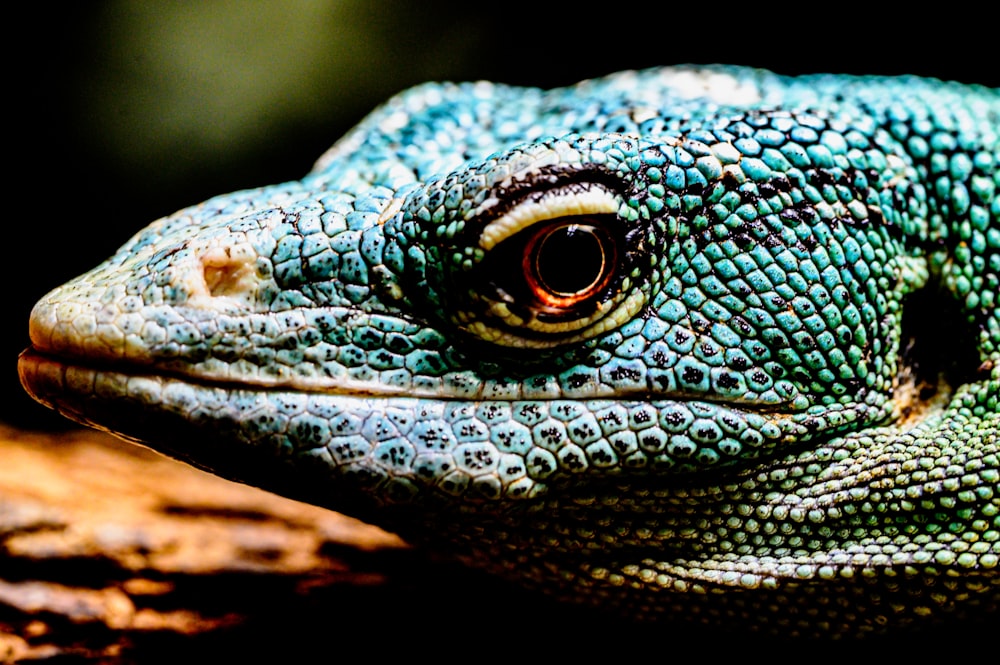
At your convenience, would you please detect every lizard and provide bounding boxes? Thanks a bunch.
[17,65,999,637]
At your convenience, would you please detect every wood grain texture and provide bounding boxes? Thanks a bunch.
[0,425,434,661]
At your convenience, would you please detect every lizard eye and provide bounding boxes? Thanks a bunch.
[463,183,647,347]
[495,216,618,320]
[525,220,615,306]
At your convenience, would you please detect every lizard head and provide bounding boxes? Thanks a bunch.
[19,68,999,631]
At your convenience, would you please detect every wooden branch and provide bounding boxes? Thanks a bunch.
[0,425,421,660]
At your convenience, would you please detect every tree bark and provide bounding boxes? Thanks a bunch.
[0,424,429,661]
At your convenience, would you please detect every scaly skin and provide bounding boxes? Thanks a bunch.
[18,66,1000,636]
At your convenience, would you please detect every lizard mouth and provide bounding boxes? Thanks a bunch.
[18,343,816,490]
[18,347,454,517]
[20,342,794,416]
[19,348,209,435]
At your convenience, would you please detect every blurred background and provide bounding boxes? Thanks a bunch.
[8,1,998,428]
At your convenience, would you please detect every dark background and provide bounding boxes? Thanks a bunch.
[8,1,998,429]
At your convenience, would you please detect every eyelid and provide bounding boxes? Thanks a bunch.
[477,184,619,251]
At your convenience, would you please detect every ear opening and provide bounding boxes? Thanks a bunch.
[898,281,984,404]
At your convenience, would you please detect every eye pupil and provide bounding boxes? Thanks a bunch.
[534,225,607,296]
[518,219,617,311]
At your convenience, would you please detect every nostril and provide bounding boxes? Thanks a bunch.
[196,245,259,308]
